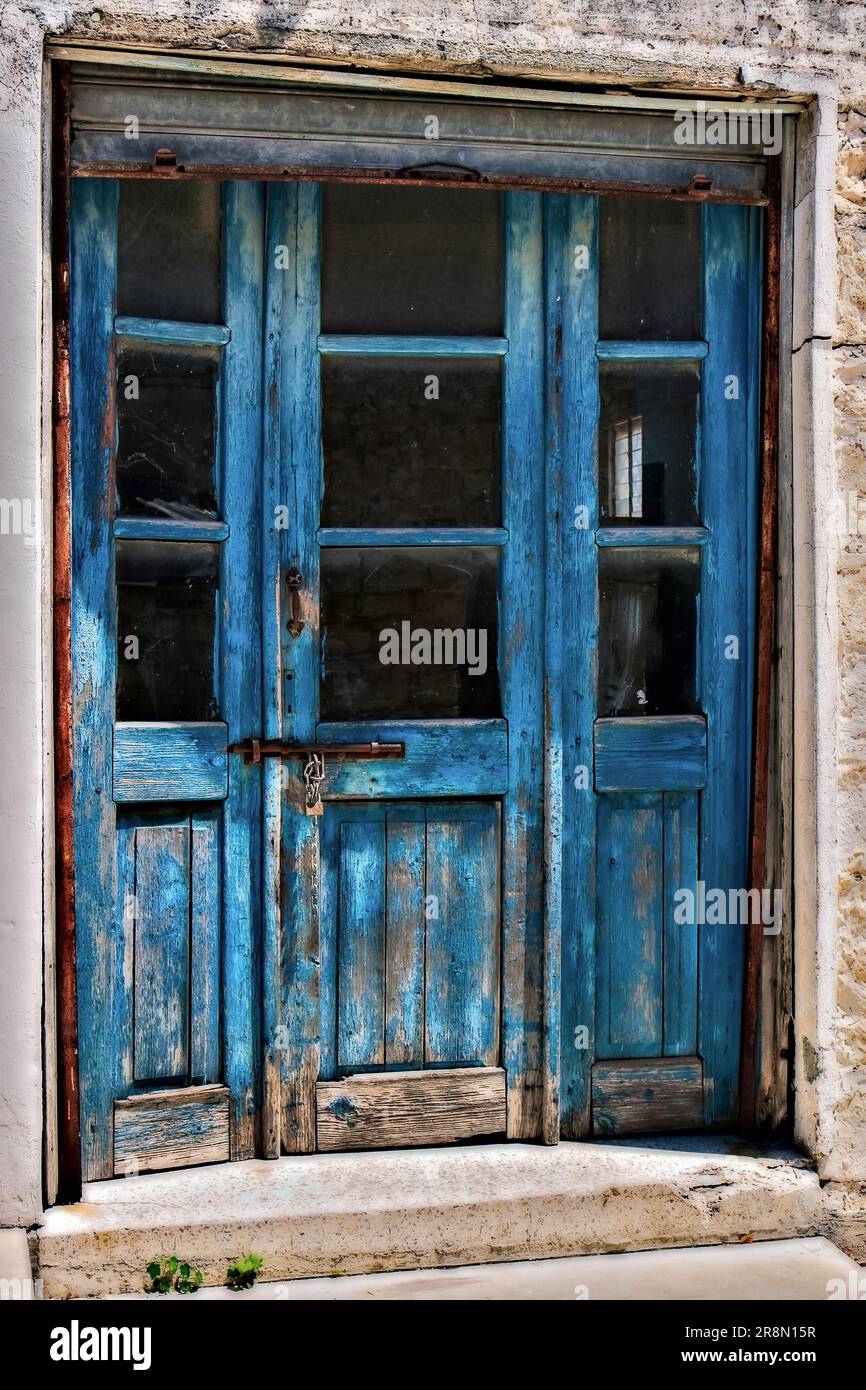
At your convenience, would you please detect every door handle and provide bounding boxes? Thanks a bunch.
[286,567,303,639]
[227,739,405,765]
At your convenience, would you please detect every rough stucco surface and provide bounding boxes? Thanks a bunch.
[834,83,866,1194]
[0,2,865,1228]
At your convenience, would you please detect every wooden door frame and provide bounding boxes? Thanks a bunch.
[52,63,784,1199]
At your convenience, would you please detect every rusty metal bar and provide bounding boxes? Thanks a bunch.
[739,152,781,1136]
[69,162,770,206]
[51,60,82,1202]
[228,739,405,765]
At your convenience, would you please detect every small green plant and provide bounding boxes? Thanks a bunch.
[176,1263,204,1295]
[145,1256,203,1295]
[226,1253,264,1291]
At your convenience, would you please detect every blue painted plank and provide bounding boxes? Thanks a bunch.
[542,194,567,1145]
[260,179,289,1157]
[220,181,266,1159]
[663,792,699,1056]
[133,821,190,1083]
[596,526,708,548]
[70,177,121,1179]
[595,793,664,1059]
[500,191,546,1139]
[318,806,341,1081]
[594,716,708,792]
[338,818,387,1069]
[315,719,508,798]
[191,810,222,1083]
[698,204,760,1126]
[385,812,426,1066]
[273,182,323,1151]
[424,804,499,1067]
[556,193,599,1138]
[115,817,137,1101]
[596,340,708,360]
[317,527,509,548]
[114,316,231,346]
[113,722,228,801]
[317,334,508,357]
[113,517,229,542]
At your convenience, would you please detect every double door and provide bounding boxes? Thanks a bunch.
[70,177,760,1178]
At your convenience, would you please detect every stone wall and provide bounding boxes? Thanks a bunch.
[0,1,864,1223]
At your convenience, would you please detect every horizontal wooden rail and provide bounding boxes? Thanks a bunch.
[317,334,509,357]
[114,316,231,347]
[113,517,229,542]
[596,526,708,548]
[318,527,509,548]
[596,340,708,360]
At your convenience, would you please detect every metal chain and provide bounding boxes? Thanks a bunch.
[302,751,326,810]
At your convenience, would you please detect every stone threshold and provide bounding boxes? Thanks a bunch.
[38,1137,822,1299]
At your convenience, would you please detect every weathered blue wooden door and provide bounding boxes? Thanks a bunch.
[555,196,762,1136]
[260,183,546,1152]
[70,180,269,1178]
[69,176,760,1177]
[70,179,548,1175]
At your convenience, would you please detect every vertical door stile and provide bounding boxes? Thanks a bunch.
[261,184,285,1157]
[557,195,599,1139]
[501,191,546,1139]
[699,203,761,1126]
[221,182,266,1159]
[70,177,121,1180]
[276,182,323,1154]
[542,195,566,1145]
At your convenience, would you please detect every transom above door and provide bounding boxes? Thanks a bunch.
[70,174,760,1179]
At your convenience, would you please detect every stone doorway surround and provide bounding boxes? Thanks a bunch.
[0,5,861,1261]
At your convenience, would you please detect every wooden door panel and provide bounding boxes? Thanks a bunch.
[424,806,500,1067]
[662,791,699,1056]
[595,791,699,1064]
[118,808,222,1092]
[337,818,387,1071]
[596,793,664,1058]
[131,821,190,1083]
[384,814,426,1065]
[320,801,500,1078]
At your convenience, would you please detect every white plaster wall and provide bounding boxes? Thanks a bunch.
[0,1,864,1220]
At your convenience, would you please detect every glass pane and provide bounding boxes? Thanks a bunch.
[599,197,701,341]
[321,355,501,527]
[117,181,222,324]
[320,547,499,720]
[598,361,700,525]
[116,541,220,721]
[598,547,700,716]
[116,347,218,520]
[321,185,502,335]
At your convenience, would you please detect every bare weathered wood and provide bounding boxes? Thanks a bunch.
[316,1067,506,1152]
[592,1057,703,1135]
[758,120,795,1134]
[113,1084,230,1174]
[740,152,781,1135]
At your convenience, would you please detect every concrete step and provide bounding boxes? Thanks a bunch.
[95,1238,864,1301]
[38,1139,822,1299]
